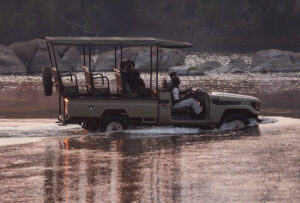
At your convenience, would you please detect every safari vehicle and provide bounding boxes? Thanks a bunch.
[42,37,261,132]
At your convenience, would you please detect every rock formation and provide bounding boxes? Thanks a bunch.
[9,39,81,73]
[0,44,26,74]
[95,47,185,71]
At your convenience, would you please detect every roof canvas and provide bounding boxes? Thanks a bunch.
[46,36,193,48]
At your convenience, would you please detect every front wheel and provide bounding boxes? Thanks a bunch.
[222,114,249,130]
[100,115,129,133]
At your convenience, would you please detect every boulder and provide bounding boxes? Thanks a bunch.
[95,50,120,71]
[229,67,245,74]
[160,49,185,68]
[228,58,250,70]
[135,50,156,71]
[295,53,300,64]
[168,65,204,76]
[8,39,40,69]
[195,61,222,72]
[209,64,245,74]
[209,65,234,74]
[9,39,81,73]
[9,39,54,73]
[252,49,295,67]
[168,65,188,75]
[58,46,81,72]
[95,47,185,71]
[29,41,52,73]
[0,44,26,74]
[251,49,300,73]
[251,63,300,73]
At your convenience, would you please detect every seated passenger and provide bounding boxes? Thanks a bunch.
[161,72,177,91]
[122,60,150,97]
[171,76,202,115]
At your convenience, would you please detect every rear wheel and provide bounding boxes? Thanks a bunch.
[222,114,249,130]
[100,115,129,133]
[42,67,53,96]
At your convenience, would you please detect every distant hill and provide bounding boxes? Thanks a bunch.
[1,0,299,51]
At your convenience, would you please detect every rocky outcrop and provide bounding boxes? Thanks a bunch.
[9,39,39,69]
[210,58,250,74]
[29,40,52,73]
[169,58,250,75]
[168,65,204,76]
[9,39,81,73]
[0,44,26,74]
[251,49,300,73]
[95,47,185,71]
[196,61,222,72]
[58,46,81,72]
[168,60,222,75]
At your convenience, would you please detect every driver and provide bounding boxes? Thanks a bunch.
[171,76,202,115]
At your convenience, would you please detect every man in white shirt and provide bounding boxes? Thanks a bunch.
[171,76,202,115]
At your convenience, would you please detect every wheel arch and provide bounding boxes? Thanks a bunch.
[219,109,255,125]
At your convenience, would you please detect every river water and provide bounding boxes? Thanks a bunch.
[0,53,300,202]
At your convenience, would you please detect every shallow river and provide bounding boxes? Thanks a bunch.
[0,62,300,202]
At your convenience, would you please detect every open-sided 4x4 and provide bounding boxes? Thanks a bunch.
[42,37,261,132]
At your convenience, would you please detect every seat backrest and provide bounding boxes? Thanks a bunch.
[114,68,123,93]
[52,67,79,97]
[52,67,63,93]
[82,66,93,92]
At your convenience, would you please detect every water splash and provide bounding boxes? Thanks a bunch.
[0,119,81,138]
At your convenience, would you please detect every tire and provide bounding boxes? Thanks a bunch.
[42,67,53,96]
[100,115,129,133]
[222,114,249,130]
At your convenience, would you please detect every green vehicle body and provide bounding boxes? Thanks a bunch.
[43,37,260,131]
[63,91,260,129]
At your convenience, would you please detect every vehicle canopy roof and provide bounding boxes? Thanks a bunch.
[45,36,193,48]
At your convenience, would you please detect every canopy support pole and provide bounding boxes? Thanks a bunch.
[83,45,86,66]
[120,46,123,64]
[50,44,61,115]
[150,46,153,90]
[114,46,117,68]
[46,41,53,67]
[88,45,91,72]
[156,46,159,90]
[156,46,160,121]
[51,44,58,71]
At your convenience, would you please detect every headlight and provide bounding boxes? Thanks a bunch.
[251,102,260,111]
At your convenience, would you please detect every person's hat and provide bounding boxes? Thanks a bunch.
[172,76,180,86]
[127,60,135,68]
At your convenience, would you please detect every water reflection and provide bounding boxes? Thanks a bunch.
[1,118,300,202]
[41,127,260,202]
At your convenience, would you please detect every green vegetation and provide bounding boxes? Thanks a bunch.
[0,0,298,44]
[188,66,198,71]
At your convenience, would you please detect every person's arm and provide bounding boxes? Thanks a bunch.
[172,88,185,103]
